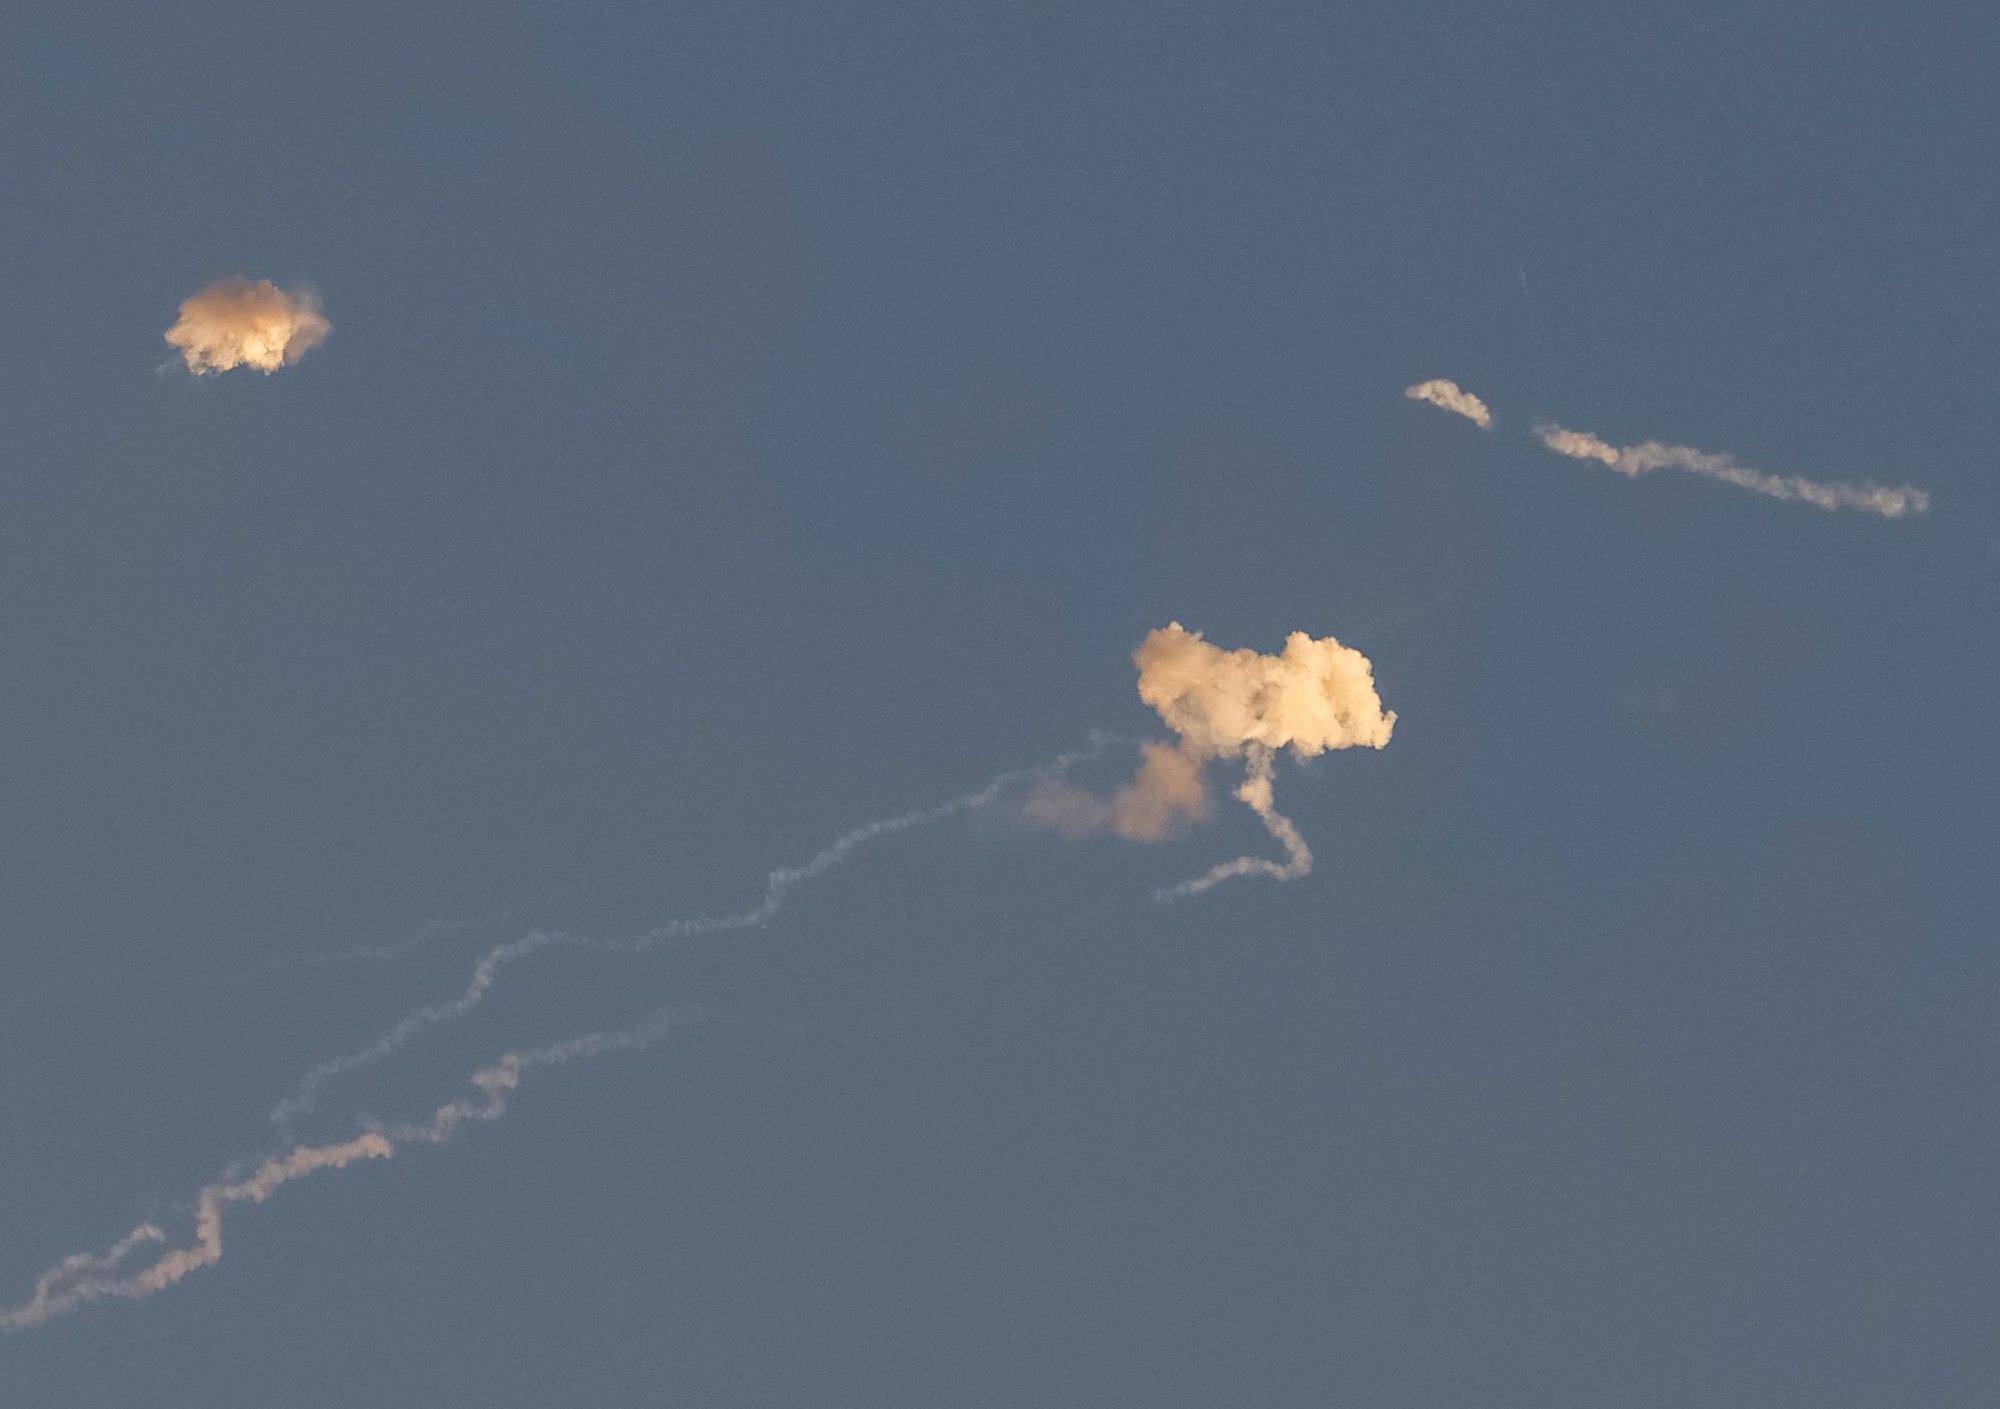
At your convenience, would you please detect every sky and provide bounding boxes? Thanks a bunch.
[2,1,1997,1403]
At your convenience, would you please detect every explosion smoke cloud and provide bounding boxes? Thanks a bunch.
[270,736,1116,1134]
[1033,624,1395,896]
[164,277,329,375]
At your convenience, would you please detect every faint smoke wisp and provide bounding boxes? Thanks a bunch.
[1535,422,1928,519]
[1033,624,1395,897]
[1404,378,1493,429]
[269,737,1118,1136]
[2,740,1128,1332]
[164,278,330,375]
[1024,739,1211,842]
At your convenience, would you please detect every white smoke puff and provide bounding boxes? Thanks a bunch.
[1535,422,1928,519]
[1404,378,1493,429]
[164,278,330,375]
[1134,622,1397,759]
[1033,623,1395,897]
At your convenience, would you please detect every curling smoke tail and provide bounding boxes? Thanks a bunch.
[1155,746,1314,900]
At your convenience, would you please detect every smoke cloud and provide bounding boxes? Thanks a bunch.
[1535,422,1928,519]
[1034,624,1395,897]
[1404,378,1492,429]
[164,278,330,375]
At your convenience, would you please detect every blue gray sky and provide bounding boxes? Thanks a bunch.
[3,2,1997,1403]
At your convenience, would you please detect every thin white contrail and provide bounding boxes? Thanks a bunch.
[1,1006,708,1332]
[270,736,1123,1133]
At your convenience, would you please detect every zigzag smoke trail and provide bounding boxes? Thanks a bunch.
[2,741,1118,1332]
[1154,745,1313,900]
[0,1006,704,1332]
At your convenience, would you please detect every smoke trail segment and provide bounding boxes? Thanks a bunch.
[1395,375,1930,521]
[0,1136,393,1331]
[269,735,1119,1132]
[1534,422,1928,519]
[1,1008,706,1332]
[4,741,1119,1332]
[1404,378,1492,429]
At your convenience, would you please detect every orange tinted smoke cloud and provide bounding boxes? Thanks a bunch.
[1032,623,1396,896]
[164,277,330,375]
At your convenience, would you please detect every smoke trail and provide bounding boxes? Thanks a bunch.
[3,1007,707,1332]
[1032,625,1395,898]
[1404,378,1493,429]
[1535,422,1928,518]
[365,1005,702,1147]
[270,736,1120,1133]
[1024,738,1211,842]
[0,1136,392,1331]
[164,278,329,376]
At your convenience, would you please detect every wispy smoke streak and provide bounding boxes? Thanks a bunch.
[3,1007,708,1332]
[1535,422,1928,518]
[366,1006,702,1147]
[164,278,329,376]
[271,736,1120,1131]
[1404,378,1493,429]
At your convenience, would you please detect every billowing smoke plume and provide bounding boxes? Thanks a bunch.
[1033,624,1395,897]
[1536,422,1928,519]
[1404,378,1492,429]
[164,278,330,375]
